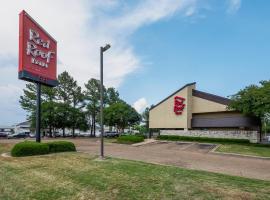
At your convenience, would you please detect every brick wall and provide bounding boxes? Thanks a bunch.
[160,129,259,143]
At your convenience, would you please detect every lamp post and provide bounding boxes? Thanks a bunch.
[100,44,111,159]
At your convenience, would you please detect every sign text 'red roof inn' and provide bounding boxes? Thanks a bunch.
[18,10,57,87]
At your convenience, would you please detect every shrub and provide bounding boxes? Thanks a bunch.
[47,141,76,153]
[11,141,49,157]
[117,135,144,144]
[11,141,76,157]
[157,135,250,144]
[135,133,147,139]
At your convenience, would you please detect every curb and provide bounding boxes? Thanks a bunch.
[132,139,157,147]
[210,146,270,160]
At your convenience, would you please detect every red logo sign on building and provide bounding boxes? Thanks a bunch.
[18,10,58,87]
[174,96,186,115]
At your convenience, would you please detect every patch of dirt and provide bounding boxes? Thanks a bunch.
[1,152,11,158]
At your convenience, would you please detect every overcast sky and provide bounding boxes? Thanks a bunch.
[0,0,269,125]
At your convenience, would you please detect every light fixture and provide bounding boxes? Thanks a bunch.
[102,44,111,52]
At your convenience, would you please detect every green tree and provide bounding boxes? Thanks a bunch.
[56,71,85,137]
[142,106,150,132]
[229,80,270,137]
[20,83,57,137]
[30,101,57,137]
[70,106,88,133]
[20,83,57,112]
[56,71,75,103]
[19,83,37,112]
[106,87,121,105]
[140,105,156,137]
[20,71,87,138]
[84,78,106,137]
[104,102,141,133]
[53,103,72,137]
[133,124,147,135]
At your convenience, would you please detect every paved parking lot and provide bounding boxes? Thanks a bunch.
[1,138,270,180]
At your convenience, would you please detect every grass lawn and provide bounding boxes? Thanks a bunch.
[0,143,13,154]
[0,144,270,200]
[216,144,270,158]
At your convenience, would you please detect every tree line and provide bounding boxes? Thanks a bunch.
[20,71,142,137]
[229,80,270,133]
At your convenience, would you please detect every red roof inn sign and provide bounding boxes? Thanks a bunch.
[18,10,58,143]
[174,96,186,115]
[18,10,57,87]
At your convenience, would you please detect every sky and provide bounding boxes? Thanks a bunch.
[0,0,269,125]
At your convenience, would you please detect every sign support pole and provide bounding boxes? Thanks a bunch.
[36,82,41,143]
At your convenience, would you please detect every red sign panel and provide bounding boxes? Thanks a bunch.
[174,96,186,115]
[18,10,57,87]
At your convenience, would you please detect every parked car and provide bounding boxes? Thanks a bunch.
[78,132,91,137]
[0,132,7,138]
[29,133,36,138]
[104,131,119,137]
[7,132,28,139]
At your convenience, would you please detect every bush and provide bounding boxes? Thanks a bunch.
[135,133,147,139]
[11,141,49,157]
[11,141,76,157]
[47,141,76,153]
[117,135,144,144]
[157,135,250,144]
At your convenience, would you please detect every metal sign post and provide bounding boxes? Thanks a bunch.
[36,83,41,143]
[18,10,58,143]
[100,44,110,159]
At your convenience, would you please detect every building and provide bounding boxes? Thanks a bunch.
[13,121,31,134]
[0,121,31,136]
[149,82,261,143]
[0,126,13,135]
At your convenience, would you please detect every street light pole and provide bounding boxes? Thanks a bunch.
[100,44,110,159]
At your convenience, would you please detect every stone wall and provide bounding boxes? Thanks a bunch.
[160,129,259,143]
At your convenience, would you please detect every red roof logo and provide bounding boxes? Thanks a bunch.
[174,96,185,115]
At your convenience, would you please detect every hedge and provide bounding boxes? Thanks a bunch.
[117,135,144,144]
[11,141,76,157]
[11,141,49,157]
[157,135,250,144]
[47,141,76,153]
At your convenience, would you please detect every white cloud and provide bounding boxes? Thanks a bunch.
[0,0,198,88]
[0,83,26,125]
[227,0,241,14]
[185,5,197,16]
[133,98,148,113]
[0,0,236,124]
[0,0,199,124]
[108,0,198,33]
[0,65,26,125]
